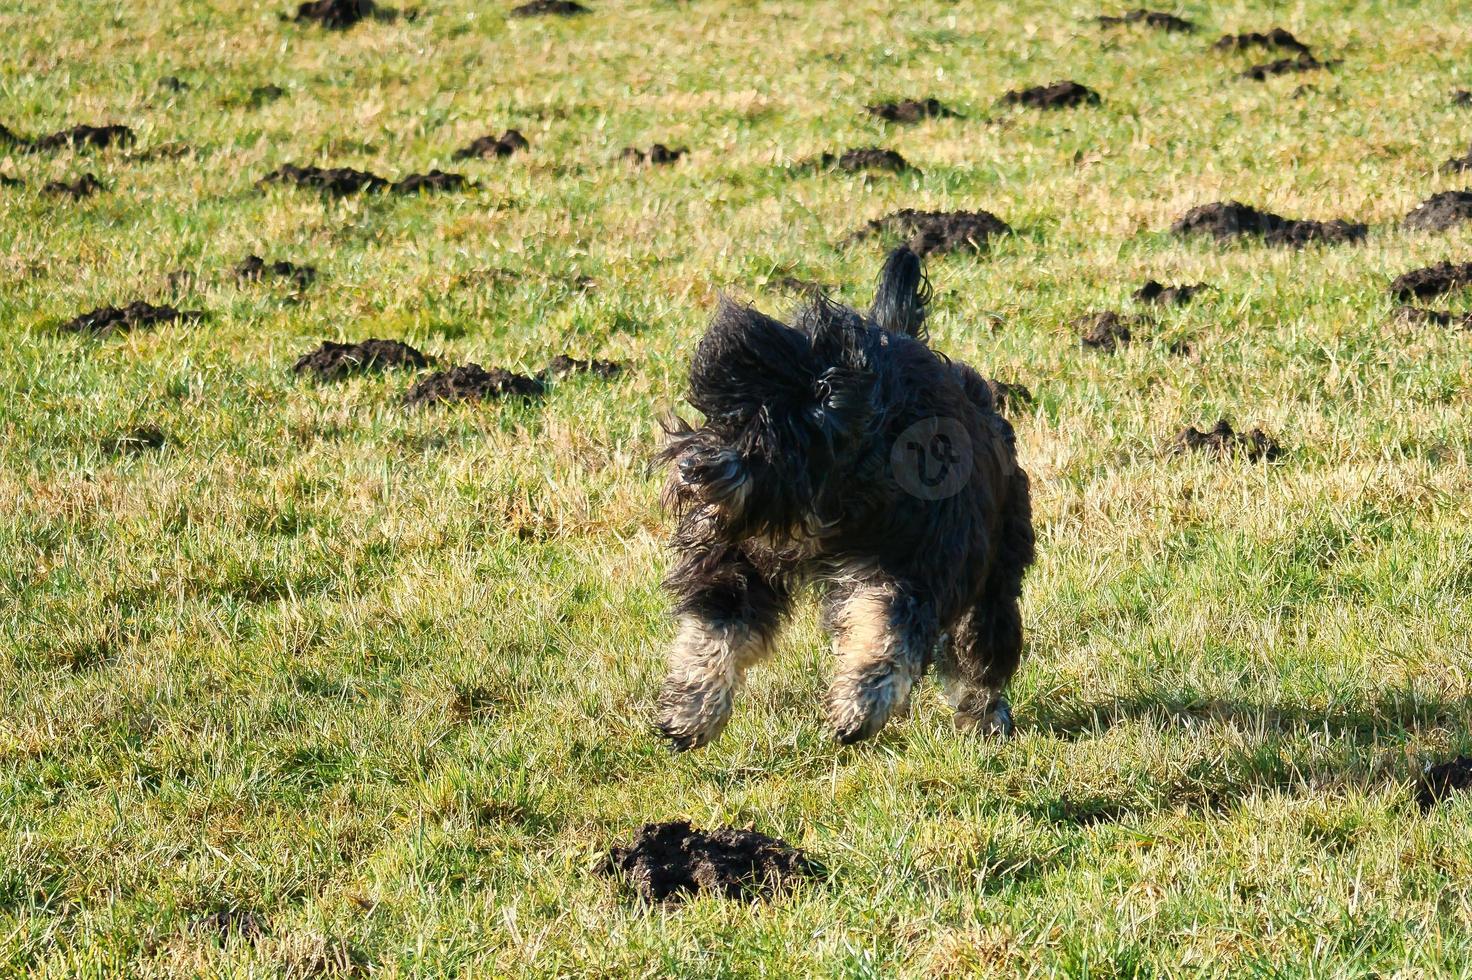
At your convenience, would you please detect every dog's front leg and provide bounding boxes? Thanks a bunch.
[656,549,787,751]
[825,582,937,744]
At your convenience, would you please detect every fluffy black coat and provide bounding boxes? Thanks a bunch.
[656,248,1035,748]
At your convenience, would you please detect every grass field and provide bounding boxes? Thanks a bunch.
[5,0,1472,974]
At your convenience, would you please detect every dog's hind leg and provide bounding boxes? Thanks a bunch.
[825,581,938,744]
[656,549,787,751]
[941,591,1023,736]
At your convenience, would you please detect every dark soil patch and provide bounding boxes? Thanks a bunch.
[1404,191,1472,233]
[772,275,827,296]
[1134,280,1210,305]
[453,129,529,160]
[1000,81,1101,109]
[1441,143,1472,174]
[986,378,1033,415]
[849,208,1011,257]
[510,0,590,15]
[60,302,201,337]
[43,174,103,199]
[1389,261,1472,301]
[1394,306,1472,330]
[1168,420,1281,461]
[1076,311,1139,352]
[32,124,136,152]
[1454,90,1472,107]
[403,363,545,407]
[864,99,958,123]
[543,354,624,379]
[814,147,913,174]
[599,821,820,903]
[392,169,469,193]
[158,76,189,92]
[249,84,287,106]
[2,123,134,154]
[1,174,23,187]
[190,908,268,941]
[1239,54,1328,81]
[292,339,429,380]
[1417,757,1472,809]
[102,425,167,456]
[236,255,317,290]
[1213,28,1311,55]
[621,144,685,165]
[1097,9,1194,32]
[260,163,388,195]
[287,0,385,28]
[1171,201,1366,246]
[258,164,469,196]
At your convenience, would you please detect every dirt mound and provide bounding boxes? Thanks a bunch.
[1001,80,1100,109]
[1171,201,1365,246]
[773,276,827,296]
[38,124,135,152]
[599,821,820,903]
[44,174,103,199]
[288,0,378,28]
[865,99,958,123]
[1394,306,1472,329]
[1134,280,1209,305]
[1076,311,1139,352]
[190,908,268,940]
[812,147,912,174]
[1168,420,1280,461]
[249,84,287,106]
[1389,261,1472,301]
[101,425,166,456]
[1213,28,1311,55]
[2,123,134,154]
[293,339,429,380]
[621,144,685,165]
[1455,90,1472,107]
[850,208,1011,257]
[1441,144,1472,174]
[260,164,388,195]
[510,0,589,15]
[543,354,624,379]
[453,130,529,160]
[403,363,545,406]
[986,378,1033,415]
[158,76,189,92]
[258,164,468,195]
[1,174,23,187]
[1239,54,1327,81]
[1097,9,1194,32]
[236,255,316,290]
[61,302,201,337]
[392,169,469,193]
[1417,757,1472,809]
[1404,191,1472,233]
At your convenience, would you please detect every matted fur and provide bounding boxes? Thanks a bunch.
[656,247,1035,747]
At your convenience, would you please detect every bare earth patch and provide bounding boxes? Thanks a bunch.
[403,364,546,406]
[849,208,1011,256]
[1172,201,1366,246]
[599,821,821,903]
[1168,420,1281,461]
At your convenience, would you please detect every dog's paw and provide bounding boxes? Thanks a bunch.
[954,694,1014,738]
[827,666,912,745]
[654,679,732,752]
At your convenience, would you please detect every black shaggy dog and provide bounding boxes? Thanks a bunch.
[657,247,1035,748]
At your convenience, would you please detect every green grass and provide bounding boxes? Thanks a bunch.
[4,0,1472,974]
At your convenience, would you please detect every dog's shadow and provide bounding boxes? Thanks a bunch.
[1028,687,1471,744]
[1019,687,1472,825]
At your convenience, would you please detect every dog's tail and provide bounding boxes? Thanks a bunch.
[869,246,930,340]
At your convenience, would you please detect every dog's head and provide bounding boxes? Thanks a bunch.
[661,248,930,541]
